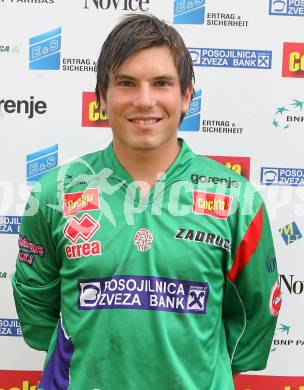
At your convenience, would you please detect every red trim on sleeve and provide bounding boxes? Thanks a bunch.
[227,205,263,282]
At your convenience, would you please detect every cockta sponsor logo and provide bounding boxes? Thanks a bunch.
[26,144,58,184]
[260,167,304,186]
[202,119,244,135]
[0,370,40,390]
[0,319,22,337]
[78,275,209,314]
[192,191,233,219]
[207,156,251,179]
[174,228,232,251]
[83,0,150,11]
[282,42,304,77]
[189,48,272,69]
[82,92,109,127]
[235,375,304,390]
[0,216,21,234]
[173,0,205,24]
[280,274,304,294]
[63,213,101,259]
[29,27,61,70]
[63,188,100,217]
[279,222,302,245]
[0,96,47,119]
[269,0,304,16]
[272,98,304,129]
[18,235,44,266]
[269,281,282,316]
[179,89,202,131]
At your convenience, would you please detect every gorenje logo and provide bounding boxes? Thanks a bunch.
[179,89,202,131]
[0,96,47,119]
[29,27,61,70]
[0,216,21,234]
[173,0,205,24]
[272,99,304,129]
[260,167,304,186]
[269,0,304,16]
[279,222,302,245]
[189,48,272,69]
[82,92,109,127]
[26,144,58,184]
[282,42,304,78]
[83,0,150,11]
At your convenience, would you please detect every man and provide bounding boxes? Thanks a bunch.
[13,14,281,390]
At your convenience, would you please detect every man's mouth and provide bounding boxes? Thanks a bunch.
[130,118,160,125]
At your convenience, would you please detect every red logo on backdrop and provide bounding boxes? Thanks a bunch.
[63,188,100,217]
[234,374,304,390]
[63,213,100,243]
[207,155,250,180]
[82,92,109,127]
[192,191,233,220]
[282,42,304,78]
[270,281,282,317]
[0,370,41,388]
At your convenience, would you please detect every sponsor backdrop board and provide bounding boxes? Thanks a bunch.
[0,0,303,388]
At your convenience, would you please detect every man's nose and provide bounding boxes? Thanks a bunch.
[133,84,155,108]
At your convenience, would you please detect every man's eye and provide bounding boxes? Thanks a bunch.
[119,80,133,87]
[156,81,170,87]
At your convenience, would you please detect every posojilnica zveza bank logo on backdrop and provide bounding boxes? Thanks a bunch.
[269,0,304,16]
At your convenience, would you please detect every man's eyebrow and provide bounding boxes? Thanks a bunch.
[114,74,178,81]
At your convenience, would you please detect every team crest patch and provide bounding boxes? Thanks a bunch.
[192,191,233,219]
[270,281,282,317]
[134,228,153,252]
[63,188,100,217]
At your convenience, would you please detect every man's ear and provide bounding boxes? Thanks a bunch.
[98,89,106,112]
[182,84,194,114]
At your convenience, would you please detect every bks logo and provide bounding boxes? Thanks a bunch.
[26,144,58,184]
[272,98,304,129]
[192,191,233,219]
[63,213,101,259]
[269,0,304,16]
[173,0,205,24]
[207,155,251,179]
[260,167,304,186]
[29,27,61,70]
[83,0,150,11]
[63,188,100,217]
[189,48,272,69]
[82,92,109,127]
[279,222,302,245]
[179,89,202,131]
[282,42,304,77]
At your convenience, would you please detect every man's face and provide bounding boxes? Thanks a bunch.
[100,45,193,152]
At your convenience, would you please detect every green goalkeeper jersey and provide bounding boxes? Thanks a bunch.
[12,139,280,390]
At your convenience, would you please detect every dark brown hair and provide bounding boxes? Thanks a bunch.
[95,13,194,108]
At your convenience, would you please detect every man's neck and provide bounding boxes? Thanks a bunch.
[113,137,181,189]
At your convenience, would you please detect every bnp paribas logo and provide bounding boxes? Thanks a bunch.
[272,99,304,129]
[179,89,202,132]
[29,27,61,70]
[173,0,206,24]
